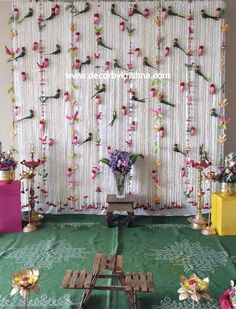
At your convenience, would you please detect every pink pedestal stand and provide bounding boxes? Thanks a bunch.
[0,180,22,233]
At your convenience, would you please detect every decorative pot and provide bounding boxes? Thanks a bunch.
[114,172,126,199]
[0,170,15,184]
[220,182,235,196]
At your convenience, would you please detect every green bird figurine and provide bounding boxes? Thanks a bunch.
[195,65,209,81]
[132,4,146,18]
[111,3,128,22]
[109,110,117,127]
[16,109,34,122]
[82,132,92,144]
[79,56,91,73]
[173,144,186,156]
[91,84,106,99]
[73,2,90,17]
[18,8,33,23]
[7,47,26,62]
[97,37,112,50]
[114,59,128,72]
[201,9,219,20]
[168,6,185,18]
[44,44,61,55]
[173,39,187,55]
[39,89,60,102]
[143,57,159,71]
[131,91,145,103]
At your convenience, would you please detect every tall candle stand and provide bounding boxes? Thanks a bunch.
[21,146,45,233]
[188,145,210,230]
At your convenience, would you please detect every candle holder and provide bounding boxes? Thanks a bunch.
[20,146,45,233]
[188,145,212,230]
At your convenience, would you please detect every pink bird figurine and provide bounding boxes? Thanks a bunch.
[161,8,168,19]
[48,138,55,146]
[209,83,216,95]
[134,48,140,57]
[121,105,127,115]
[75,32,80,42]
[180,82,185,93]
[95,94,102,104]
[37,58,49,70]
[39,119,46,131]
[119,21,125,31]
[72,135,79,145]
[198,45,204,56]
[163,47,170,57]
[21,72,27,81]
[104,61,110,71]
[32,41,38,51]
[54,4,60,15]
[150,87,157,98]
[190,126,196,136]
[125,139,133,147]
[144,8,150,17]
[94,13,100,25]
[73,59,80,70]
[64,91,69,102]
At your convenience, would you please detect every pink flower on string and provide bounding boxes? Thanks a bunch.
[127,63,133,70]
[66,111,79,123]
[218,117,231,130]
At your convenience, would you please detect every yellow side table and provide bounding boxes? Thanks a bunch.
[211,193,236,236]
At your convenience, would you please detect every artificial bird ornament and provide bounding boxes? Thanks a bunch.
[16,109,34,122]
[210,108,220,118]
[173,38,188,55]
[201,9,219,20]
[131,91,145,103]
[143,57,159,71]
[97,37,112,50]
[7,47,26,62]
[79,56,91,73]
[132,4,147,18]
[46,4,60,21]
[91,84,106,99]
[144,8,150,17]
[111,3,128,22]
[161,8,168,19]
[114,59,128,71]
[216,7,225,18]
[194,65,209,81]
[156,92,175,107]
[109,110,117,127]
[8,7,20,24]
[81,132,92,144]
[18,8,33,23]
[44,44,61,55]
[73,2,90,17]
[173,144,186,156]
[39,89,60,103]
[168,6,185,18]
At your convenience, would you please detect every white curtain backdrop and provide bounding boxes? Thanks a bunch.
[13,0,225,215]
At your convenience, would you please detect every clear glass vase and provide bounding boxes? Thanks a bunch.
[220,182,235,196]
[114,172,126,199]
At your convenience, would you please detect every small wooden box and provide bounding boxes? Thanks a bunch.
[211,193,236,236]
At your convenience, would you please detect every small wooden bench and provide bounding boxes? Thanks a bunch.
[61,253,155,309]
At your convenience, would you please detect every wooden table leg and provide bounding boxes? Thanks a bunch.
[106,211,113,227]
[127,212,135,227]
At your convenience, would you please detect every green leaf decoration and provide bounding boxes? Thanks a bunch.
[94,27,103,33]
[71,83,78,92]
[130,154,144,164]
[99,158,110,167]
[8,86,14,94]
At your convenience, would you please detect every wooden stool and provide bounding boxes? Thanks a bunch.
[106,194,135,227]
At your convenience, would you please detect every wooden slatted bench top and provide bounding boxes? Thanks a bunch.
[93,252,123,272]
[125,272,155,292]
[61,269,94,289]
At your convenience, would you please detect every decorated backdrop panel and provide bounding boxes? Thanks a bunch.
[11,0,226,215]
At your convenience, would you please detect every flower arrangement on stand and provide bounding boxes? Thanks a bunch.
[205,152,236,196]
[10,268,40,309]
[100,150,144,198]
[0,143,17,183]
[178,274,211,309]
[220,280,236,309]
